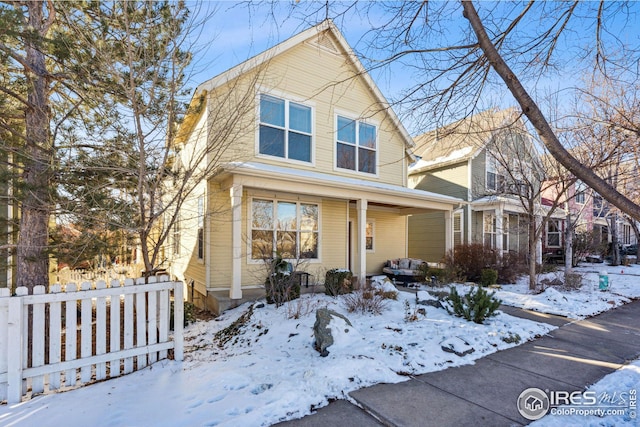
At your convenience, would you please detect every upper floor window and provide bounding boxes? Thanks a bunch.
[259,94,312,162]
[336,116,377,174]
[575,180,586,204]
[486,155,505,192]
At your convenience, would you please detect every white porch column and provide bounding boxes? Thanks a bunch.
[496,207,504,253]
[445,210,453,254]
[230,185,243,299]
[357,199,367,286]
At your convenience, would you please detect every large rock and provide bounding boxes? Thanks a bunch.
[440,336,475,357]
[416,290,444,309]
[313,308,353,357]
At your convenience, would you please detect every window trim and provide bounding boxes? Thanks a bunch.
[453,211,463,247]
[256,92,315,165]
[486,153,505,192]
[575,180,587,205]
[366,220,375,253]
[333,111,379,177]
[248,196,322,264]
[547,219,562,248]
[483,212,497,249]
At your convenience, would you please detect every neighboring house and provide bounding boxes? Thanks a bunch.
[169,20,462,314]
[408,108,556,262]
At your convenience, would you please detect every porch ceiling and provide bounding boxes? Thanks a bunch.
[216,162,464,213]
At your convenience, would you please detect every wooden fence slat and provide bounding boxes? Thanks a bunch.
[135,279,148,369]
[173,281,184,362]
[109,279,121,379]
[65,283,78,387]
[48,285,62,390]
[0,288,10,401]
[123,279,135,374]
[158,288,168,360]
[31,286,46,394]
[148,289,158,364]
[19,287,29,396]
[80,282,93,384]
[8,287,28,403]
[95,280,107,381]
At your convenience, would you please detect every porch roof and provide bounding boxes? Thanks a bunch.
[472,195,566,218]
[216,162,465,213]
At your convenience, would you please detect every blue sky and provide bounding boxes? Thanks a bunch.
[185,1,640,135]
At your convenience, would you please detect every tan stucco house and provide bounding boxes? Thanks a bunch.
[168,20,462,314]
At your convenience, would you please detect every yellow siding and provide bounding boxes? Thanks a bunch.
[210,34,408,187]
[348,208,407,275]
[208,183,232,288]
[367,211,407,274]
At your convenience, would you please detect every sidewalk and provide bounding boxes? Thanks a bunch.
[276,300,640,426]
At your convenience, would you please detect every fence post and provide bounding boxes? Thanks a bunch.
[173,281,184,361]
[7,288,26,404]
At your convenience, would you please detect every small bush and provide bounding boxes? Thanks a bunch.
[497,251,528,283]
[443,244,498,282]
[325,269,354,296]
[403,300,425,322]
[343,288,388,315]
[445,286,501,324]
[501,332,521,344]
[170,300,196,330]
[265,272,300,306]
[480,268,498,287]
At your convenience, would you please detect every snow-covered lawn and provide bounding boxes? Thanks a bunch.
[0,264,638,427]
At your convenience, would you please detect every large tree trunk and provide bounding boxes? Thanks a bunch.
[461,1,640,222]
[16,1,54,291]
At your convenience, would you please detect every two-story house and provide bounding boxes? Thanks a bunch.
[407,108,557,263]
[169,20,463,314]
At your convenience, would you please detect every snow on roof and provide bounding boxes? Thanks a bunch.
[409,146,475,173]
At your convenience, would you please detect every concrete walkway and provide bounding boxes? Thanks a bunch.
[276,300,640,426]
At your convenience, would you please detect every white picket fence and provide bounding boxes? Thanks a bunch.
[0,276,184,404]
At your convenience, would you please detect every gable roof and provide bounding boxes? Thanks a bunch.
[409,107,524,174]
[184,19,415,157]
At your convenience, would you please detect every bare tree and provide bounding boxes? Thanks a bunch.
[295,1,640,220]
[55,1,262,277]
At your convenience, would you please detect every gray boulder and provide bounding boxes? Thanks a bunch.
[313,308,352,357]
[440,336,475,357]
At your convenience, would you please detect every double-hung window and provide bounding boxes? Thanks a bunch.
[484,213,497,248]
[575,180,586,204]
[251,199,319,260]
[259,94,312,162]
[336,116,377,174]
[547,220,561,247]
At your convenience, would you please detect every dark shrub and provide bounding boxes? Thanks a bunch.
[445,286,501,324]
[443,243,498,282]
[324,269,353,296]
[480,268,498,287]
